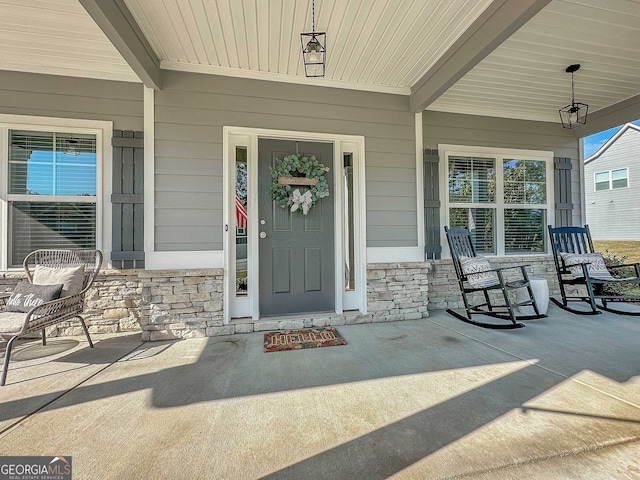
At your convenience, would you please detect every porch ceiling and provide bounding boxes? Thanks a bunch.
[0,0,138,83]
[121,0,494,95]
[0,0,638,132]
[428,0,640,125]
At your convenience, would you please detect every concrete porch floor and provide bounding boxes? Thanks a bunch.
[1,305,639,479]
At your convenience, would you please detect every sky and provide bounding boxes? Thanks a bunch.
[25,151,96,196]
[583,118,640,158]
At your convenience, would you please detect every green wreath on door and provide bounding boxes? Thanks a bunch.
[269,154,330,215]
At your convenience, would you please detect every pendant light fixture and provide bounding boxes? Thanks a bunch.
[300,0,326,77]
[62,137,80,156]
[559,64,588,129]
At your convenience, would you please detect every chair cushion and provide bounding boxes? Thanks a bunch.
[5,282,63,313]
[459,256,500,288]
[33,265,85,297]
[560,252,613,280]
[0,311,28,334]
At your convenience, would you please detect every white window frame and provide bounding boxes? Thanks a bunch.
[439,144,554,257]
[594,167,628,191]
[0,114,112,270]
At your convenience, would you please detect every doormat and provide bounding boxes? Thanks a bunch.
[264,327,347,352]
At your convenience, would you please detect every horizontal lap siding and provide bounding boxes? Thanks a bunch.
[0,70,143,131]
[585,128,640,240]
[155,71,417,251]
[423,111,581,224]
[423,112,578,157]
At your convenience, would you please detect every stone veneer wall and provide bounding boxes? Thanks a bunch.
[0,261,432,340]
[366,262,431,321]
[0,270,143,337]
[139,269,224,340]
[2,255,587,341]
[427,256,561,310]
[136,262,432,338]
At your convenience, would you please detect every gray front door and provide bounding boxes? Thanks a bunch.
[258,139,335,316]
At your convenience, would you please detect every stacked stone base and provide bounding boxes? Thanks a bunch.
[139,269,223,341]
[367,262,431,321]
[0,269,143,337]
[0,260,433,340]
[2,255,599,341]
[426,255,583,311]
[138,262,432,339]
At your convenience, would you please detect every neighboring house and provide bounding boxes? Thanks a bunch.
[0,0,638,339]
[585,123,640,240]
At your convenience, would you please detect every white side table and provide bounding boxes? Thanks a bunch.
[516,277,549,315]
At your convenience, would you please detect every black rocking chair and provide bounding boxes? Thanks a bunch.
[548,225,640,315]
[445,226,545,329]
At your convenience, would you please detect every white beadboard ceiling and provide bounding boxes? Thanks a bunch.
[122,0,494,94]
[0,0,138,82]
[428,0,640,123]
[0,0,639,125]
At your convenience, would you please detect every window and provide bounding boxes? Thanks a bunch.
[235,146,248,296]
[442,145,553,256]
[7,130,97,266]
[0,117,110,271]
[343,153,355,291]
[595,168,628,191]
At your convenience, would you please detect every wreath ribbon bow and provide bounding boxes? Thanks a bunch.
[269,153,329,215]
[290,189,314,215]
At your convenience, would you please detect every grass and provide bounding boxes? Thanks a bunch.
[593,240,640,263]
[593,240,640,296]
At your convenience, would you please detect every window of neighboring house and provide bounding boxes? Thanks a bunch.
[442,145,553,256]
[595,168,628,191]
[0,116,112,268]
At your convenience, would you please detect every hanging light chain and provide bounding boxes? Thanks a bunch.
[559,64,588,128]
[300,0,326,77]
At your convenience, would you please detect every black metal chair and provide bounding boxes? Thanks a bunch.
[445,226,544,329]
[548,225,640,315]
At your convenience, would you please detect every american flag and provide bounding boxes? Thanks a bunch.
[236,195,248,229]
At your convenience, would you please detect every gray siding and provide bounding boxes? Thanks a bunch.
[423,111,582,227]
[585,127,640,240]
[154,70,417,251]
[0,70,143,131]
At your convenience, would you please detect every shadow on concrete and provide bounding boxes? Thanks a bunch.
[260,364,623,480]
[0,312,639,477]
[10,338,79,362]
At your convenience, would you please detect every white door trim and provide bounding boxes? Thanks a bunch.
[223,126,367,323]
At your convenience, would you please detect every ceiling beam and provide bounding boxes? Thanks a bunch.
[79,0,161,89]
[409,0,551,113]
[572,94,640,137]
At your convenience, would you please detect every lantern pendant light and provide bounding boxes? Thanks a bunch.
[559,64,588,129]
[300,0,326,77]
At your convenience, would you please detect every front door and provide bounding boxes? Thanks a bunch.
[258,139,335,316]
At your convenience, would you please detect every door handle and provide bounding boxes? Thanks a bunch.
[259,232,267,239]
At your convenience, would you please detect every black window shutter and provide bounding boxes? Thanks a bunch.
[554,157,573,227]
[112,130,145,269]
[424,148,441,259]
